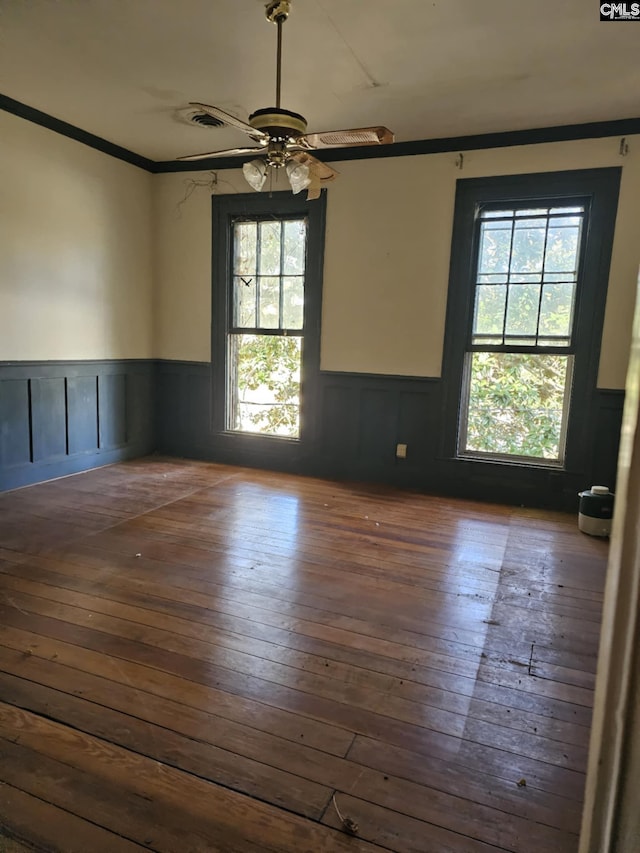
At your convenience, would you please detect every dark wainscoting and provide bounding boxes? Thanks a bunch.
[155,360,212,460]
[154,361,442,478]
[155,360,625,509]
[2,359,622,502]
[155,360,310,472]
[314,376,624,509]
[592,389,625,491]
[0,360,154,491]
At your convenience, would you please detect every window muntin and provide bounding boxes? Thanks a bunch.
[227,217,307,438]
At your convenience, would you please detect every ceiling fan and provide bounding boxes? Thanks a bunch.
[178,0,394,199]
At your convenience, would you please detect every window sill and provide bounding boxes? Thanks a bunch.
[216,429,300,446]
[445,453,565,472]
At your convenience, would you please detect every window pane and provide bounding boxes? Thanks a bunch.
[481,209,514,219]
[550,215,582,227]
[505,284,541,336]
[462,352,572,461]
[234,222,257,276]
[228,334,301,438]
[477,274,508,284]
[283,220,307,274]
[543,272,574,283]
[233,275,256,327]
[538,337,571,347]
[473,336,504,346]
[473,284,506,338]
[510,273,541,284]
[511,220,545,272]
[505,337,537,346]
[538,282,575,340]
[258,277,280,328]
[283,276,304,329]
[544,225,580,273]
[515,208,548,217]
[478,221,512,274]
[259,221,281,275]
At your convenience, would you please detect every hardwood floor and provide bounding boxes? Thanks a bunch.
[0,457,608,852]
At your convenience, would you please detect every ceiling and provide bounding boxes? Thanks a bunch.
[0,0,638,163]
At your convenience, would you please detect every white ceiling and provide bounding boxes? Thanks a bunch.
[0,0,638,163]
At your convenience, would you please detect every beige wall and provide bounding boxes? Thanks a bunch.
[0,111,154,361]
[2,108,637,385]
[153,135,640,388]
[152,170,246,363]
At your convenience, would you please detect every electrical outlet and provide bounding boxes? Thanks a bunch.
[396,443,407,459]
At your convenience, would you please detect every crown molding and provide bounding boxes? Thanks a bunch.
[0,94,156,172]
[2,93,639,174]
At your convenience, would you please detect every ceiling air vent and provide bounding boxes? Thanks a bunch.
[190,111,224,128]
[176,107,224,128]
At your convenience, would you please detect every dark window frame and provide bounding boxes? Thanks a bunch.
[441,168,621,474]
[211,191,327,456]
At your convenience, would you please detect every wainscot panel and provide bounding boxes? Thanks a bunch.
[314,371,441,488]
[0,360,155,492]
[591,389,625,492]
[155,361,211,458]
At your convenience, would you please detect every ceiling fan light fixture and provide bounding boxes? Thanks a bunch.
[242,158,268,191]
[178,1,393,195]
[285,159,311,194]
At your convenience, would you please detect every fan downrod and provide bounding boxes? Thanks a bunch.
[265,0,291,109]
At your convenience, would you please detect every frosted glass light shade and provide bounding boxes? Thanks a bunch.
[286,159,311,194]
[243,159,268,191]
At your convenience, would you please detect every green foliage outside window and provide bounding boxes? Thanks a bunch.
[234,334,301,436]
[465,352,570,460]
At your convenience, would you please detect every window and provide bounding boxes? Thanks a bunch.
[212,192,326,449]
[461,204,585,464]
[229,218,307,437]
[442,169,621,471]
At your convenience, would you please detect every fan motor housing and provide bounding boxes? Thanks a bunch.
[249,107,307,139]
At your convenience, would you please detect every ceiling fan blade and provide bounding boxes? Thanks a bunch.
[289,151,339,183]
[178,146,267,162]
[300,126,394,149]
[189,102,268,142]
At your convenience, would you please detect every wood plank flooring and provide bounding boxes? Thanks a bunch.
[0,457,609,852]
